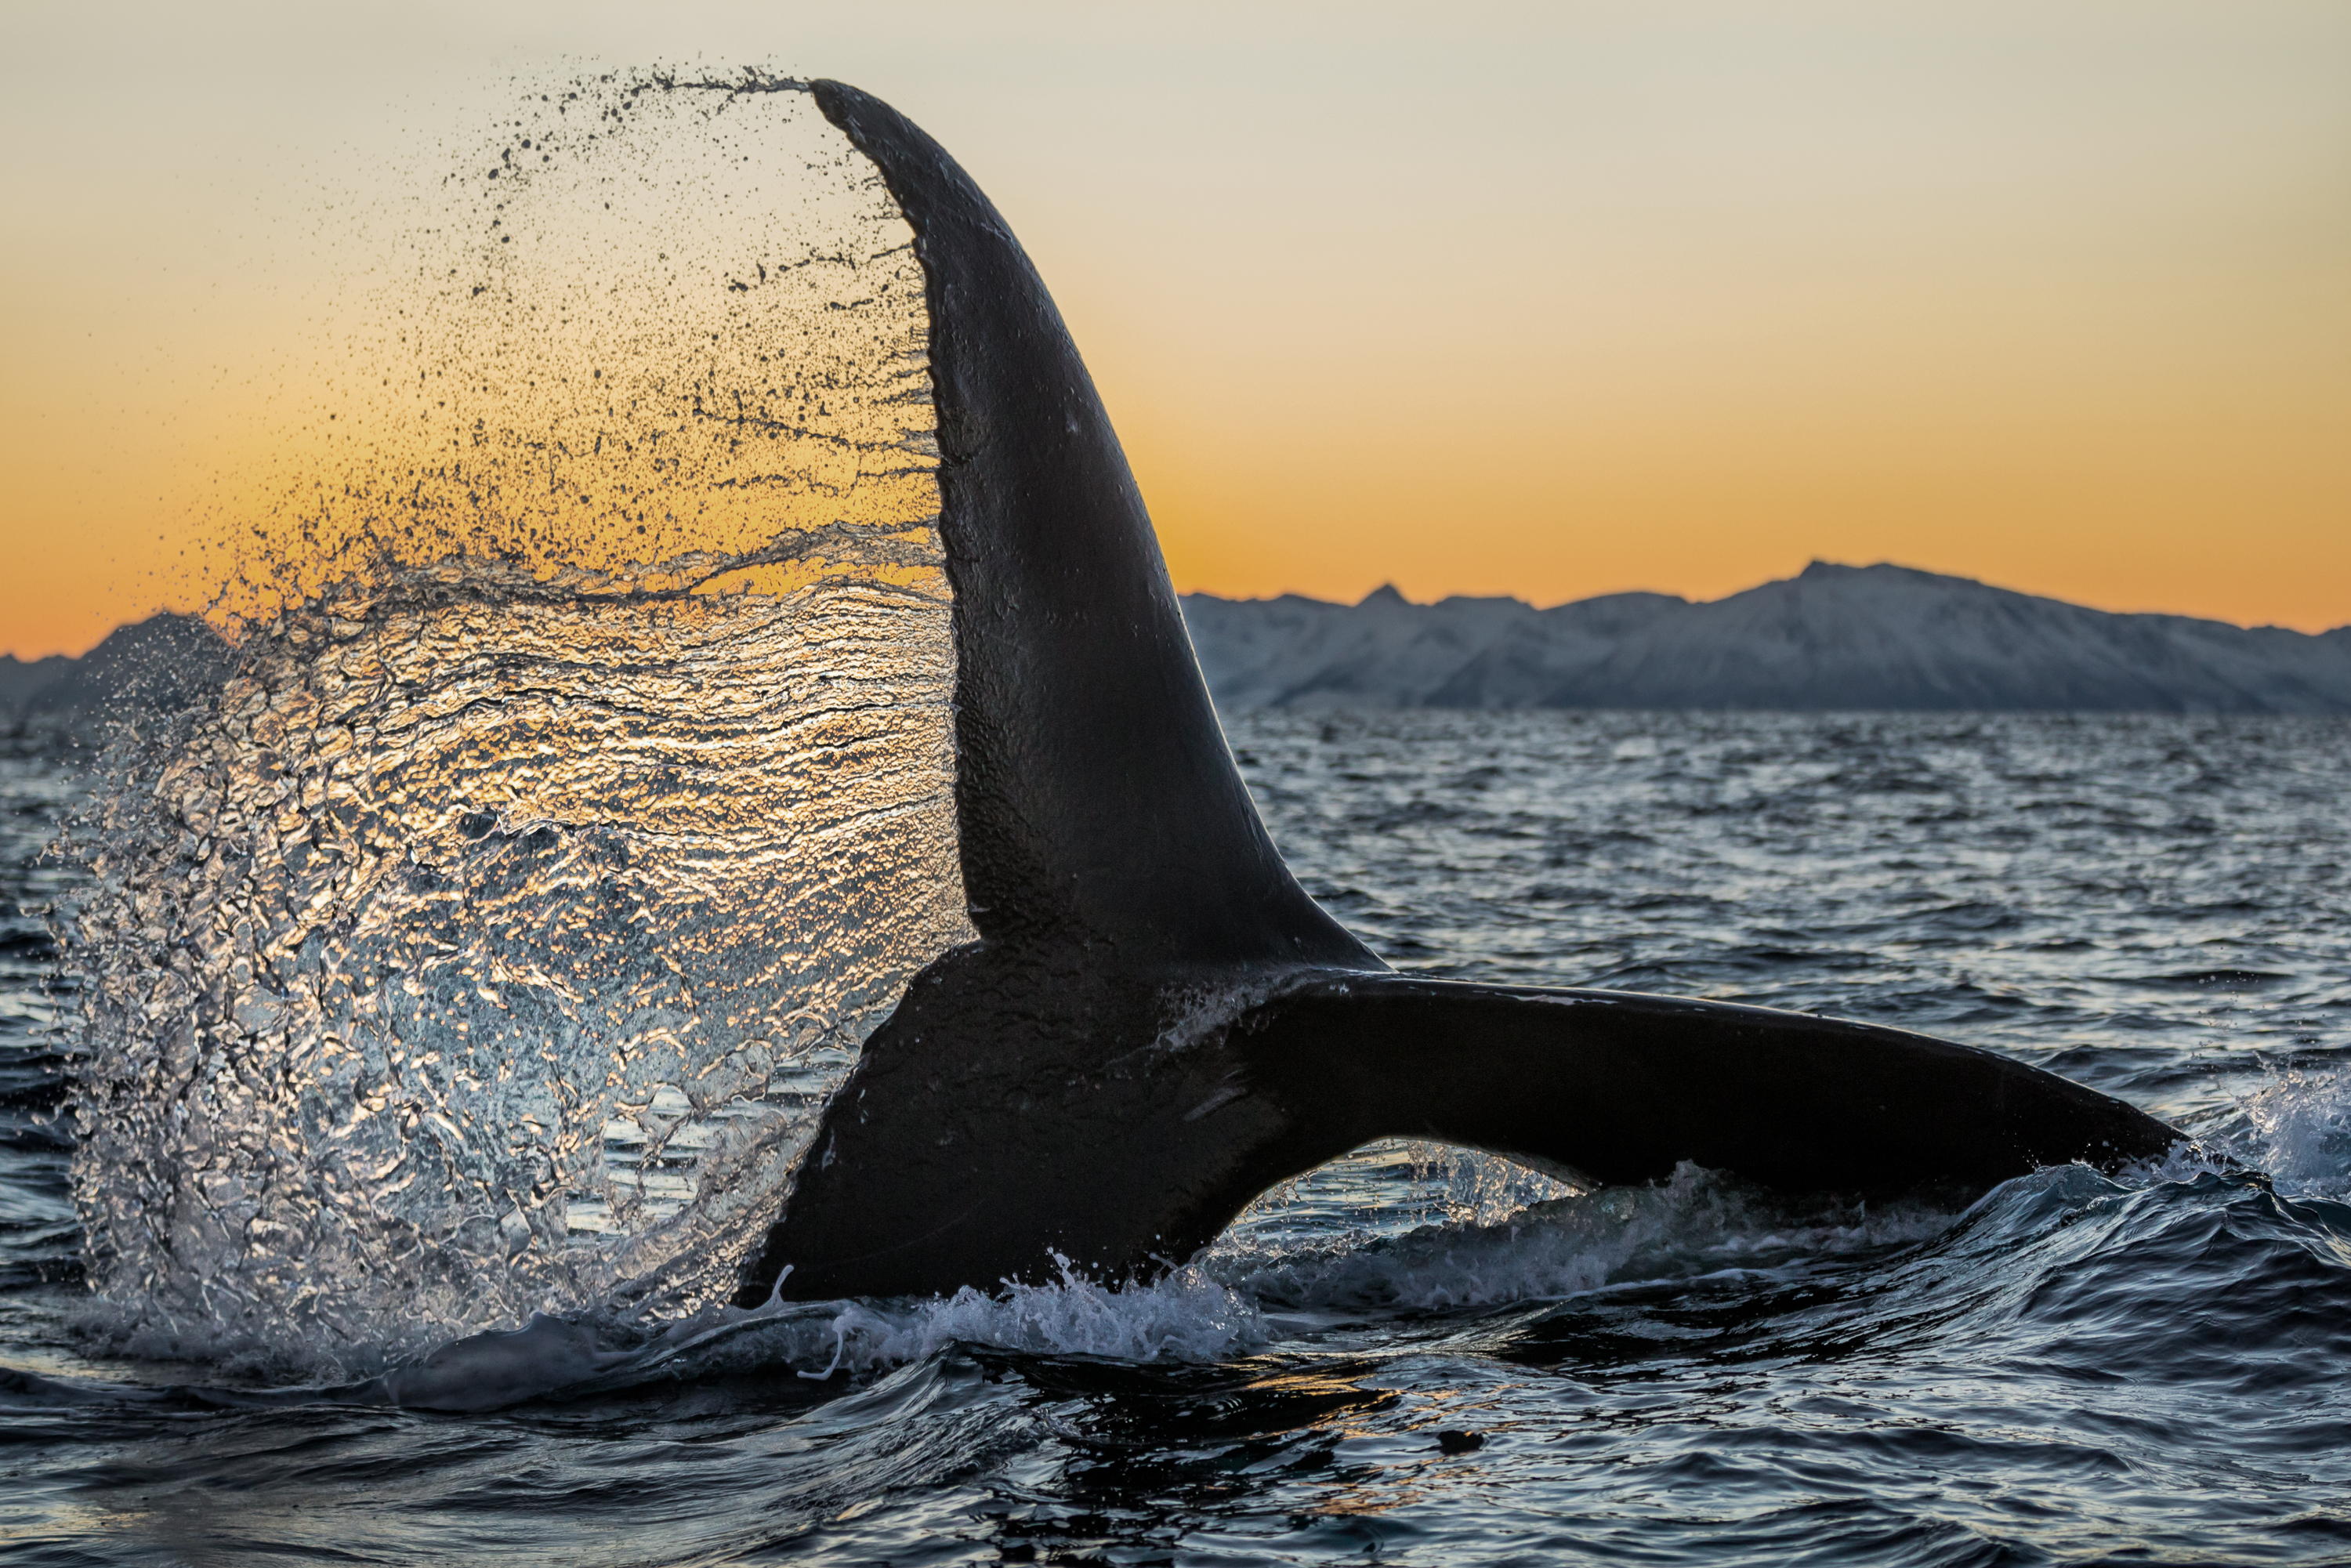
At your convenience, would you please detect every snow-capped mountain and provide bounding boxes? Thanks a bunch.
[1180,563,2351,713]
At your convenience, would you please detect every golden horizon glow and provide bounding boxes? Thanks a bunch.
[4,2,2347,657]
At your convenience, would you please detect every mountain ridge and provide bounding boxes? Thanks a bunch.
[11,568,2349,726]
[1181,562,2351,713]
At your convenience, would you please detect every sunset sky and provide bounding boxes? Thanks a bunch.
[2,1,2346,657]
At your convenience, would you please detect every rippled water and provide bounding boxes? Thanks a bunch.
[6,710,2350,1565]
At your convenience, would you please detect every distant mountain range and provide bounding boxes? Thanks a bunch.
[1182,563,2351,713]
[11,567,2349,729]
[0,614,235,737]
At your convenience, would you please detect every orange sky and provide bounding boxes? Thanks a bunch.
[3,1,2347,657]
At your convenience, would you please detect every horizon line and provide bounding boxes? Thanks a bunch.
[1179,559,2351,636]
[8,557,2348,662]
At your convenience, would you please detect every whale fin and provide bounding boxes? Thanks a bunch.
[736,85,2183,1305]
[811,81,1372,970]
[1236,976,2181,1195]
[748,967,2179,1302]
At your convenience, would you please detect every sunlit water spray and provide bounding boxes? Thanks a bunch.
[64,74,975,1378]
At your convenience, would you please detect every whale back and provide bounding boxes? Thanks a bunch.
[813,81,1371,972]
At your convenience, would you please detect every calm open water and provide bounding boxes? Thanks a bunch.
[5,709,2350,1566]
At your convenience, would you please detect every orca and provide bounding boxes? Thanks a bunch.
[737,82,2181,1305]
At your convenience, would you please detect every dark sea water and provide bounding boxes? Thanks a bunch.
[5,709,2351,1566]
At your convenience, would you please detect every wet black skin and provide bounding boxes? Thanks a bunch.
[737,82,2180,1305]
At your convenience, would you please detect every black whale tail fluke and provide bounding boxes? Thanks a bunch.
[737,84,2183,1306]
[1236,976,2181,1198]
[748,966,2179,1303]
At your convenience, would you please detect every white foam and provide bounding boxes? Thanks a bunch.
[806,1255,1267,1371]
[361,1257,1266,1407]
[356,1161,1967,1407]
[2226,1065,2351,1199]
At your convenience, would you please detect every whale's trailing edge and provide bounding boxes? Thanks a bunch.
[738,82,2181,1305]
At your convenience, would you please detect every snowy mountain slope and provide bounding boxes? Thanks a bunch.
[1180,563,2351,713]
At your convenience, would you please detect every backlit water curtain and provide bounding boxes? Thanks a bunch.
[67,76,977,1373]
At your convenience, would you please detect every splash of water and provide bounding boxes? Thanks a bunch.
[2224,1065,2351,1200]
[63,74,974,1378]
[208,70,939,622]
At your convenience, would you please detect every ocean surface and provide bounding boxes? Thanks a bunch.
[5,708,2351,1566]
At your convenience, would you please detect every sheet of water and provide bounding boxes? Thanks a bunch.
[5,710,2349,1565]
[54,72,976,1375]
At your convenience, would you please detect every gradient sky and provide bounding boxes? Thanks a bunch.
[2,1,2346,657]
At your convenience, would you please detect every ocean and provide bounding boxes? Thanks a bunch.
[4,707,2349,1566]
